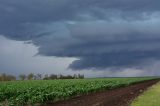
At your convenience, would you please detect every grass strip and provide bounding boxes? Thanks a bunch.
[131,81,160,106]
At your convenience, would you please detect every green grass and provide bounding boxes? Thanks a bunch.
[131,81,160,106]
[0,77,158,106]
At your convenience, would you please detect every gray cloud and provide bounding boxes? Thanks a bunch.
[0,35,75,76]
[1,0,160,70]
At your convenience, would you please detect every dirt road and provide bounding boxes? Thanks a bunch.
[45,80,159,106]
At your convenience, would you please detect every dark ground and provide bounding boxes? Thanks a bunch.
[44,79,159,106]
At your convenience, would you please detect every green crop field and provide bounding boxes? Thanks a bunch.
[0,77,157,106]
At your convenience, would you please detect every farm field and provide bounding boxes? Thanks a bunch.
[0,77,158,106]
[52,79,158,106]
[131,81,160,106]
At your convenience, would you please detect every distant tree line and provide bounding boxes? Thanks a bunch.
[0,73,16,81]
[43,74,84,80]
[0,73,84,81]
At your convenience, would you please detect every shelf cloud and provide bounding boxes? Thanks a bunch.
[1,0,160,70]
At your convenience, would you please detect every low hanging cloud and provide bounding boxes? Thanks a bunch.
[1,0,160,70]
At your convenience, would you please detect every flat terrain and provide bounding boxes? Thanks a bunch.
[0,77,158,105]
[48,80,159,106]
[131,82,160,106]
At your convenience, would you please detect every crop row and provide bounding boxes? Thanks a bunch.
[0,77,158,106]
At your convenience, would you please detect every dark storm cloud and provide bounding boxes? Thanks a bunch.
[1,0,160,70]
[69,50,160,70]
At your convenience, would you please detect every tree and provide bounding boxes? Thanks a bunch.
[49,74,57,79]
[78,74,84,79]
[36,74,42,80]
[0,73,16,81]
[27,73,34,80]
[6,75,16,81]
[43,74,49,80]
[1,73,6,81]
[19,74,26,80]
[33,75,37,80]
[74,74,78,79]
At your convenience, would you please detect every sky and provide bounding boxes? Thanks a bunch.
[0,0,160,77]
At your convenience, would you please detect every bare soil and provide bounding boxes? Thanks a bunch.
[45,79,159,106]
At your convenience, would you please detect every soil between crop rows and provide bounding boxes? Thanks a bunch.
[44,79,159,106]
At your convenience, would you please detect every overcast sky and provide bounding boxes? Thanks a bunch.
[1,0,160,77]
